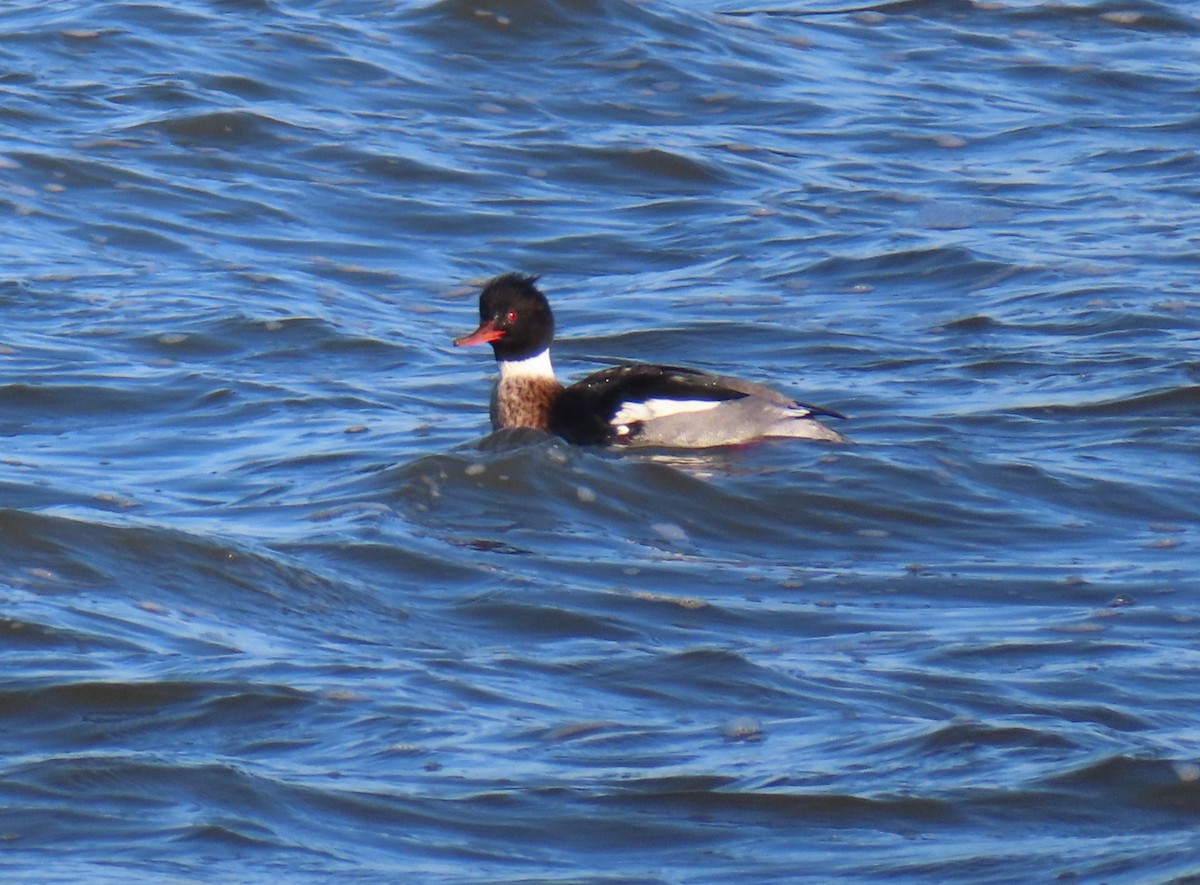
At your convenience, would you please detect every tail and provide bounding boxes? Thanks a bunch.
[768,411,851,443]
[798,401,847,422]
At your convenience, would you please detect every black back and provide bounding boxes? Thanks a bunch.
[549,365,745,445]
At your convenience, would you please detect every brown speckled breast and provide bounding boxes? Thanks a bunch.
[491,378,565,431]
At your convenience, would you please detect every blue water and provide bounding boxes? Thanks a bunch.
[2,1,1199,882]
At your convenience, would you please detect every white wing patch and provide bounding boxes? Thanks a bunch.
[611,398,723,428]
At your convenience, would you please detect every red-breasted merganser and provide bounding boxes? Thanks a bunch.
[453,273,848,447]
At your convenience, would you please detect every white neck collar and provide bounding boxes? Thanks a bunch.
[497,348,556,381]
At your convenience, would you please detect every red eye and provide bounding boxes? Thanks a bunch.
[505,310,518,324]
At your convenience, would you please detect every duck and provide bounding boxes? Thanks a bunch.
[453,273,848,447]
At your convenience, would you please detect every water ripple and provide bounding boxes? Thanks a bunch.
[3,0,1200,880]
